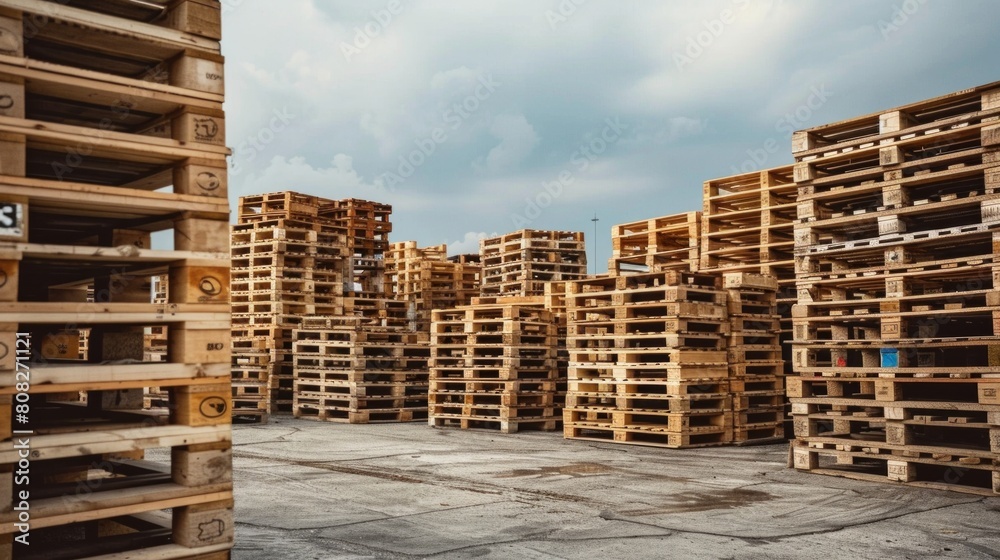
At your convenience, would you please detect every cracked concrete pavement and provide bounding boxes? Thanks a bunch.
[228,419,1000,559]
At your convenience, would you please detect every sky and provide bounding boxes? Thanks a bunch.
[220,0,1000,269]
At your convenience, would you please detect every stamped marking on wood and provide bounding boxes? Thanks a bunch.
[0,202,23,238]
[200,396,228,418]
[199,276,224,297]
[196,171,221,191]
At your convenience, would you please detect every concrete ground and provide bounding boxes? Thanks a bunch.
[229,419,1000,559]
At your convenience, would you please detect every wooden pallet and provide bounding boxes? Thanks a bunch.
[566,392,730,412]
[794,118,1000,190]
[793,81,1000,152]
[429,415,559,434]
[792,440,1000,496]
[725,275,786,432]
[791,397,998,447]
[563,423,733,449]
[429,302,559,432]
[733,424,785,444]
[294,406,427,424]
[430,390,555,407]
[385,241,478,328]
[608,212,701,276]
[289,321,430,424]
[700,167,797,274]
[480,230,587,297]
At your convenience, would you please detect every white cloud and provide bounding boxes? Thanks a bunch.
[477,114,540,173]
[235,152,453,216]
[236,154,377,201]
[627,117,707,145]
[430,66,482,93]
[221,0,1000,248]
[663,117,706,141]
[447,231,495,256]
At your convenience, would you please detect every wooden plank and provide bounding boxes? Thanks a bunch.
[0,483,232,531]
[9,242,227,264]
[0,302,229,324]
[0,424,230,462]
[87,543,233,560]
[793,80,1000,150]
[0,0,220,53]
[0,175,227,216]
[0,57,221,121]
[0,364,229,394]
[0,114,229,162]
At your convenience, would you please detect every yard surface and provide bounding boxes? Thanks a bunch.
[229,419,1000,559]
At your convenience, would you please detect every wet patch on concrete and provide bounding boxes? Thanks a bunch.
[495,462,615,479]
[619,487,775,515]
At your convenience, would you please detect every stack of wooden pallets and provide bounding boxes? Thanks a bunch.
[342,295,409,328]
[292,316,430,423]
[701,168,797,430]
[723,272,785,443]
[387,241,447,297]
[322,198,392,299]
[0,0,234,556]
[701,168,796,279]
[608,212,701,275]
[429,304,560,433]
[386,241,479,332]
[231,191,409,422]
[323,197,409,329]
[231,191,348,418]
[701,167,797,352]
[790,81,1000,495]
[467,285,572,413]
[544,282,571,409]
[449,253,483,296]
[480,229,587,297]
[563,271,733,448]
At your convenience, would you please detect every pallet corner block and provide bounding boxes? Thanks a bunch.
[173,383,233,427]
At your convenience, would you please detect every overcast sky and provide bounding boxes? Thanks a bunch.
[221,0,999,267]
